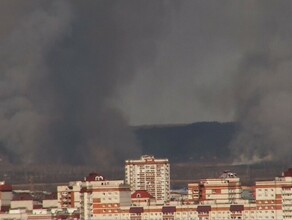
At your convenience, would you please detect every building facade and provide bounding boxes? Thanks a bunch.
[125,155,170,204]
[0,181,12,211]
[57,181,82,209]
[80,173,131,220]
[3,161,292,219]
[188,171,242,204]
[254,168,292,220]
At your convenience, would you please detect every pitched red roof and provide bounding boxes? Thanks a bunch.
[197,205,211,213]
[230,205,244,212]
[129,207,144,214]
[131,190,154,199]
[0,184,12,192]
[33,204,42,209]
[283,168,292,177]
[162,206,176,213]
[84,173,105,182]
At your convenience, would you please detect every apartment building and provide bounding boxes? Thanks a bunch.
[188,183,200,203]
[57,181,82,209]
[79,203,254,220]
[80,173,131,220]
[125,155,170,204]
[2,160,292,219]
[255,168,292,220]
[188,171,242,205]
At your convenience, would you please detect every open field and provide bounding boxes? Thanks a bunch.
[2,161,289,192]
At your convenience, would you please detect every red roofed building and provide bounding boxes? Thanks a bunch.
[283,168,292,177]
[0,181,12,212]
[84,173,105,182]
[131,190,155,206]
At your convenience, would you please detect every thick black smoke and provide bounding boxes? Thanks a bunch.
[229,1,292,164]
[0,1,175,166]
[115,1,292,165]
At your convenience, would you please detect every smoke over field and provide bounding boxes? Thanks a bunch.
[1,1,292,168]
[0,1,175,166]
[229,2,292,164]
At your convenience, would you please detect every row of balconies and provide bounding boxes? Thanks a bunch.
[282,193,292,196]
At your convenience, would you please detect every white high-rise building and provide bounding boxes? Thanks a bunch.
[125,155,170,204]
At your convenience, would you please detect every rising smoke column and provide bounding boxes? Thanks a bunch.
[230,1,292,164]
[0,1,73,164]
[0,1,174,166]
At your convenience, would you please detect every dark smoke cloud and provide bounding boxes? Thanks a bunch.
[2,0,292,166]
[114,1,292,164]
[229,1,292,164]
[0,1,175,166]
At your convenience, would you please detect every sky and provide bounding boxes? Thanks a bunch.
[1,1,292,165]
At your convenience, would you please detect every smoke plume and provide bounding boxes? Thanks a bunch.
[0,1,174,166]
[230,1,292,164]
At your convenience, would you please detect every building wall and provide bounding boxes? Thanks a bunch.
[80,178,131,220]
[42,199,58,209]
[125,155,170,204]
[0,191,13,206]
[254,176,292,220]
[188,183,199,202]
[0,212,28,220]
[0,182,13,208]
[200,177,242,204]
[84,203,256,220]
[11,200,33,211]
[57,181,82,208]
[187,171,243,207]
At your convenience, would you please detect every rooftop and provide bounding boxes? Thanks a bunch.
[84,173,105,182]
[131,190,154,199]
